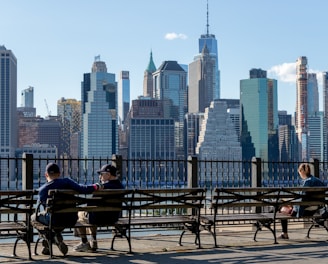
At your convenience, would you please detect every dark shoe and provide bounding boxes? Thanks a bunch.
[278,233,289,239]
[54,234,68,256]
[41,240,50,255]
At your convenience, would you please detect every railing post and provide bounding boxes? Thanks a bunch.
[251,157,262,188]
[187,155,198,188]
[309,158,319,178]
[252,157,262,214]
[112,154,123,180]
[21,153,34,242]
[22,153,34,190]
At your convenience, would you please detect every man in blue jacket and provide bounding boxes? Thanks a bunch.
[31,162,102,256]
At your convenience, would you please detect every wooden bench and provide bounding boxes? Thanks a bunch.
[113,188,206,250]
[32,187,206,257]
[0,190,36,260]
[32,188,133,258]
[201,187,328,247]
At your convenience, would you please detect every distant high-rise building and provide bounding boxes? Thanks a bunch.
[295,56,308,161]
[278,111,297,161]
[240,69,279,161]
[196,100,242,182]
[0,45,17,181]
[18,115,62,155]
[81,56,118,160]
[118,71,130,125]
[57,98,81,157]
[18,86,36,117]
[198,0,220,100]
[143,51,156,97]
[307,73,319,116]
[196,100,241,158]
[323,72,328,121]
[189,44,216,113]
[185,112,205,157]
[153,61,188,159]
[323,72,328,161]
[125,97,175,181]
[308,112,327,161]
[21,86,34,107]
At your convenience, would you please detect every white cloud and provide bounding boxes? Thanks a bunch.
[268,62,296,83]
[164,32,188,40]
[268,63,324,86]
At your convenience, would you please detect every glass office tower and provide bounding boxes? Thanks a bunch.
[153,61,187,159]
[240,69,279,162]
[81,57,118,160]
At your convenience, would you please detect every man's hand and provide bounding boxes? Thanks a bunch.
[94,183,104,190]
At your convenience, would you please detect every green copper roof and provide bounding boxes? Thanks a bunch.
[146,51,156,73]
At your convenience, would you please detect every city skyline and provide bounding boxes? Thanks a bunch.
[1,0,328,117]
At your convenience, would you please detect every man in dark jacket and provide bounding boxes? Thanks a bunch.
[73,163,124,252]
[31,163,101,256]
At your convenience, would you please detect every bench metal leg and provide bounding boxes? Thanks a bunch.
[180,222,202,248]
[307,219,328,238]
[12,231,32,260]
[253,220,276,243]
[111,225,132,253]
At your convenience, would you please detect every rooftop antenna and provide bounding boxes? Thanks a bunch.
[206,0,209,35]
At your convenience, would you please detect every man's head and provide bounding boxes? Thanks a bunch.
[97,164,117,183]
[45,163,60,181]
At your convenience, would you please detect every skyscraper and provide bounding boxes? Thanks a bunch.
[308,112,327,161]
[295,56,308,161]
[153,61,188,159]
[240,69,279,162]
[323,72,328,121]
[143,51,156,98]
[188,44,216,113]
[278,111,297,161]
[81,56,118,160]
[307,73,319,115]
[198,0,220,100]
[21,86,34,108]
[125,97,175,182]
[118,70,130,125]
[57,98,81,157]
[0,46,17,161]
[17,86,36,117]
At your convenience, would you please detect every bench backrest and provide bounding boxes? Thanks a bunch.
[131,188,206,217]
[46,189,133,214]
[212,187,328,214]
[0,190,36,221]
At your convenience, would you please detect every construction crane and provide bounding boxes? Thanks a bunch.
[44,99,51,116]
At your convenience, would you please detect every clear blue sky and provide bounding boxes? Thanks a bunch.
[1,0,327,117]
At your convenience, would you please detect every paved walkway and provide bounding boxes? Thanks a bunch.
[1,227,328,263]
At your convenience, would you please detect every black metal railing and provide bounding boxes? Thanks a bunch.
[1,154,328,191]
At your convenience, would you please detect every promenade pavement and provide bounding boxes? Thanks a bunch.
[1,226,328,263]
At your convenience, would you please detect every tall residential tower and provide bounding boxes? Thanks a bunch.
[295,56,308,161]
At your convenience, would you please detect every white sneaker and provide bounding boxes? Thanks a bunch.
[73,242,91,252]
[89,240,98,251]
